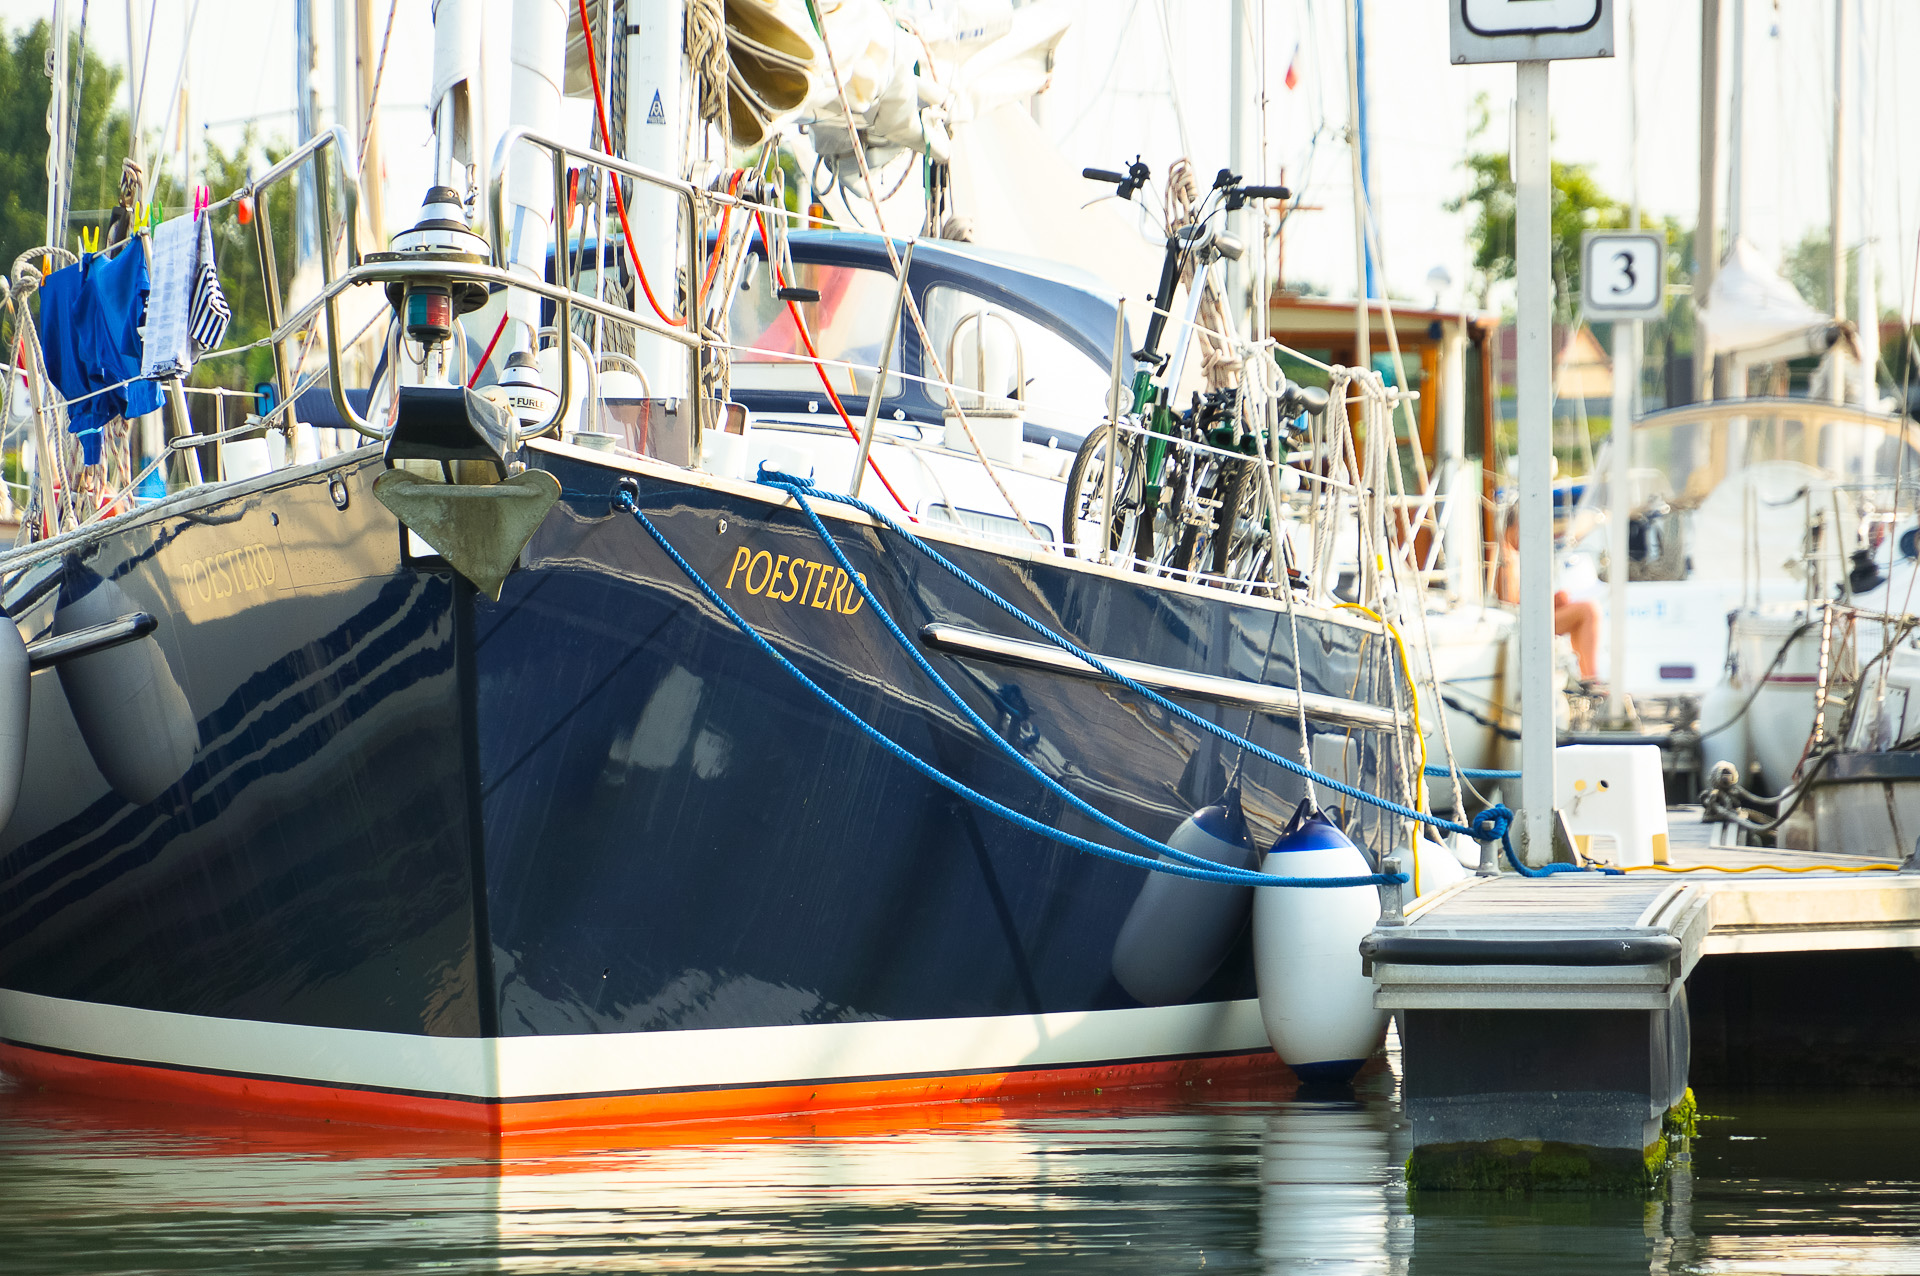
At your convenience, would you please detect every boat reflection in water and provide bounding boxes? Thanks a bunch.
[3,1075,1920,1274]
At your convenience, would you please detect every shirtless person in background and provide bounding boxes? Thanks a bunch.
[1497,514,1601,684]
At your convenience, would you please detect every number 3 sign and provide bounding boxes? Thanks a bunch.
[1581,231,1666,320]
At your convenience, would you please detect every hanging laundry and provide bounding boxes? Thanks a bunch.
[189,216,231,354]
[36,246,165,465]
[140,215,196,380]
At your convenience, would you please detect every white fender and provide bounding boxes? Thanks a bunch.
[54,573,196,806]
[1253,806,1389,1084]
[1110,792,1256,1006]
[1410,833,1471,898]
[0,614,28,831]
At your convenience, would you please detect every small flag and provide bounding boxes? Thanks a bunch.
[1284,42,1301,90]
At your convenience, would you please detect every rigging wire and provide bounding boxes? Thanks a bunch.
[574,0,685,329]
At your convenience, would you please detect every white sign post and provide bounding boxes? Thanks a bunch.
[1451,3,1614,868]
[1582,229,1666,724]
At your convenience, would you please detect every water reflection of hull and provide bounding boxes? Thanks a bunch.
[0,442,1404,1130]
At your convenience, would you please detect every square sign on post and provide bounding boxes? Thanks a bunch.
[1450,0,1614,64]
[1581,231,1666,321]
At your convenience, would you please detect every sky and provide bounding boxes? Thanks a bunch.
[5,0,1918,322]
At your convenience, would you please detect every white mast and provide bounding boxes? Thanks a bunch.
[1227,0,1249,321]
[355,0,386,242]
[1828,0,1850,404]
[1344,0,1368,366]
[46,0,70,244]
[1853,0,1877,409]
[503,0,566,344]
[1607,0,1639,723]
[1696,0,1721,403]
[1726,0,1743,246]
[627,0,690,400]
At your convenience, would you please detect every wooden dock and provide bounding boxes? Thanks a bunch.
[1366,809,1920,1189]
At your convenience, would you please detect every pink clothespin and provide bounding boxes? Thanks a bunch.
[192,185,211,221]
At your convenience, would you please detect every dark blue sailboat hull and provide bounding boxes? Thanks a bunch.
[0,444,1405,1127]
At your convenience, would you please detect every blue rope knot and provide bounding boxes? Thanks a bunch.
[1469,804,1513,843]
[757,464,817,489]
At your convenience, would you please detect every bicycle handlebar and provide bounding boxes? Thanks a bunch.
[1082,168,1126,184]
[1241,184,1291,201]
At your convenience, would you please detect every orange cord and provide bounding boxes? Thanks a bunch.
[701,170,745,297]
[575,0,684,328]
[753,211,914,518]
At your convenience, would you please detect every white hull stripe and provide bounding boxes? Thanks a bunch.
[0,989,1270,1102]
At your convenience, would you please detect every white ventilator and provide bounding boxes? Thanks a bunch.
[1253,806,1389,1085]
[505,0,567,333]
[1109,793,1257,1007]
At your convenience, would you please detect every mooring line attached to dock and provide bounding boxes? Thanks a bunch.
[744,470,1614,883]
[608,483,1401,890]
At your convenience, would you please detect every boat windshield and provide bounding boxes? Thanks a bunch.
[1575,403,1920,517]
[730,258,903,397]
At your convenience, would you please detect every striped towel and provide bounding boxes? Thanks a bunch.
[189,215,231,354]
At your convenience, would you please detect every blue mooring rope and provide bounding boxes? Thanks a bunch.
[603,469,1606,883]
[1425,765,1524,779]
[744,471,1610,882]
[611,488,1390,888]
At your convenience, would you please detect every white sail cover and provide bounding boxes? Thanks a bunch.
[1697,236,1835,356]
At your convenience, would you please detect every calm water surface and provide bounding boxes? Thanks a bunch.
[0,1063,1916,1274]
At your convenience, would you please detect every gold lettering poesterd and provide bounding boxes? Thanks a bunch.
[178,543,281,605]
[723,546,866,615]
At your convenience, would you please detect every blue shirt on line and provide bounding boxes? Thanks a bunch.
[37,245,166,465]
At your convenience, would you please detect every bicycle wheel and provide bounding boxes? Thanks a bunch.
[1207,460,1256,578]
[1062,427,1145,559]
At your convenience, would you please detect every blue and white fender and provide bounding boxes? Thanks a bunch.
[1110,789,1257,1006]
[1252,803,1389,1084]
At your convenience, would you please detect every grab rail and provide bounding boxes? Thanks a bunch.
[241,125,371,438]
[487,128,704,450]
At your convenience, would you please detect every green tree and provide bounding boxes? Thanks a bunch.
[1443,96,1696,317]
[0,19,129,277]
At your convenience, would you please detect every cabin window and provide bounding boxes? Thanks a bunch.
[921,286,1111,431]
[923,501,1056,545]
[730,259,903,397]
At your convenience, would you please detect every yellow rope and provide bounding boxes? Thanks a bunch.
[1334,602,1428,809]
[1614,862,1904,874]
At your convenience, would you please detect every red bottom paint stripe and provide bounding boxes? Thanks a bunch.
[0,1041,1288,1134]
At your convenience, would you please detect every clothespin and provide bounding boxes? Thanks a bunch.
[192,185,210,220]
[78,225,101,253]
[132,202,147,230]
[148,203,164,229]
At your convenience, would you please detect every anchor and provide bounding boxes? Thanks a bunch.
[368,187,562,600]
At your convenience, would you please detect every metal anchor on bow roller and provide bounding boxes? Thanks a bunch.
[367,187,562,600]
